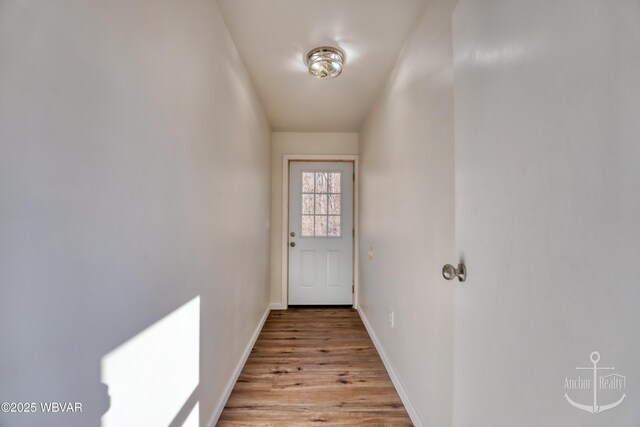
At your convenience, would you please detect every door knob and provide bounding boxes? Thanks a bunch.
[442,263,466,282]
[290,242,296,247]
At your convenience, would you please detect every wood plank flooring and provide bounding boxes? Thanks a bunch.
[217,308,413,426]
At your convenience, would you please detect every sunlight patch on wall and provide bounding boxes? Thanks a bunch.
[101,296,200,426]
[182,402,199,427]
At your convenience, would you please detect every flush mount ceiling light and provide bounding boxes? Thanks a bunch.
[306,46,345,79]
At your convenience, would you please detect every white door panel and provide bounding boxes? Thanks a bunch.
[288,161,353,305]
[453,2,640,426]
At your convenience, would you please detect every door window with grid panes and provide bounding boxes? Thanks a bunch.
[301,171,341,237]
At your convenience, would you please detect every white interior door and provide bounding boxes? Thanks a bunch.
[288,161,353,305]
[452,2,640,426]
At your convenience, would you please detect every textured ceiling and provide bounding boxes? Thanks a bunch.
[217,0,427,131]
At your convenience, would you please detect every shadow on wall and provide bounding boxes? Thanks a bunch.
[100,297,201,427]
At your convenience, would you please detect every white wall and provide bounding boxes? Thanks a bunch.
[453,1,640,426]
[357,0,458,426]
[0,1,271,426]
[269,132,358,306]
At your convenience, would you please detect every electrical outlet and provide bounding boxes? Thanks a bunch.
[389,310,394,328]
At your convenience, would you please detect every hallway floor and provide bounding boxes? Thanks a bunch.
[218,308,412,426]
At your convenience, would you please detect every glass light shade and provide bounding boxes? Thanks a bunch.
[306,47,345,79]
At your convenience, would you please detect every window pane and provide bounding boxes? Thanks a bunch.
[302,215,314,236]
[329,172,341,193]
[302,172,314,193]
[315,172,328,193]
[315,215,327,236]
[328,194,341,215]
[328,216,341,237]
[302,194,314,214]
[315,194,327,215]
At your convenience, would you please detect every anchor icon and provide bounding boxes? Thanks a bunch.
[564,351,627,414]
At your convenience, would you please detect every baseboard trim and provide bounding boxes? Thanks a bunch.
[357,308,425,427]
[207,304,271,427]
[270,302,286,310]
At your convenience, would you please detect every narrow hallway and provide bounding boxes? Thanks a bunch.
[218,309,411,426]
[2,0,639,426]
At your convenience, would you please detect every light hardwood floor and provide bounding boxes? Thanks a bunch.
[218,308,413,426]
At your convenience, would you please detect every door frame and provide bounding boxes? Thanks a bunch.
[280,154,359,309]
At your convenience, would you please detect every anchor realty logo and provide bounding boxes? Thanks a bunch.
[564,351,627,414]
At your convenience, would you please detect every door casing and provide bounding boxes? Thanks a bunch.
[279,154,359,309]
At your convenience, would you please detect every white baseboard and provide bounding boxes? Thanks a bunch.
[207,304,271,427]
[270,302,286,310]
[357,308,425,427]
